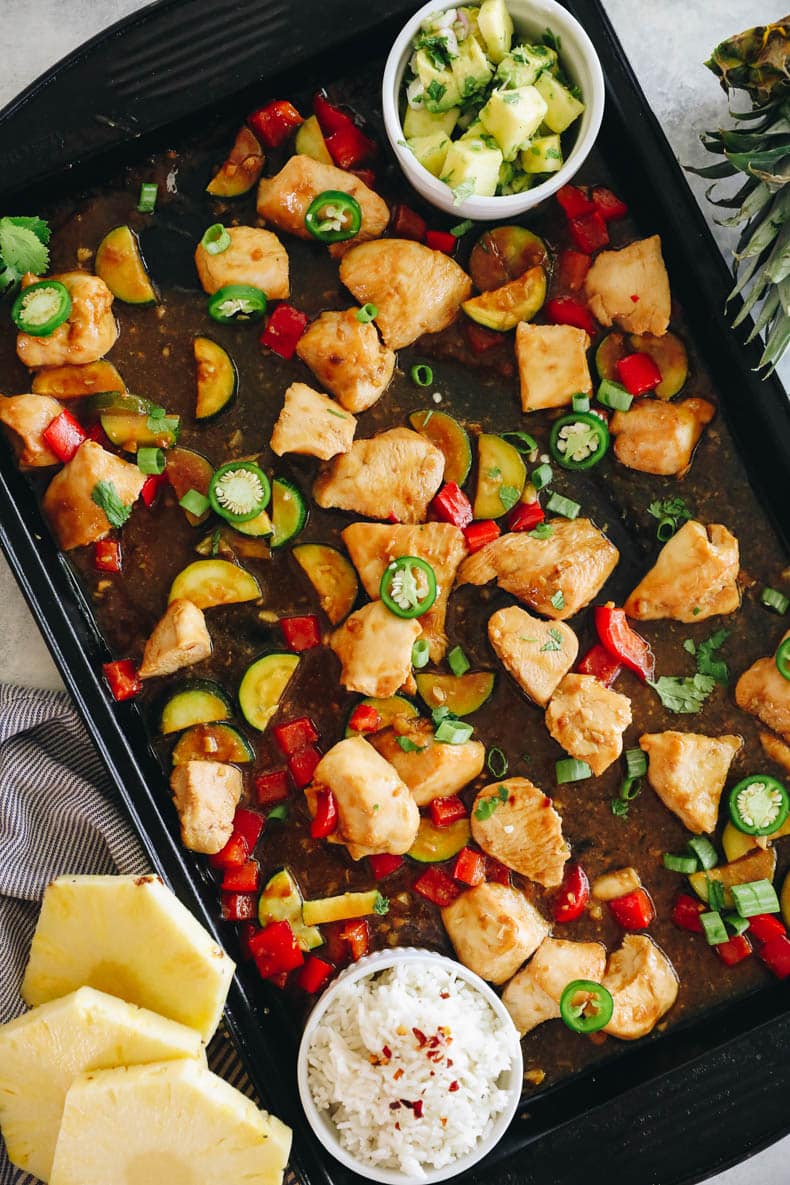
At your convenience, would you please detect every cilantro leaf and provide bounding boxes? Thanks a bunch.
[611,798,631,818]
[647,496,692,539]
[540,628,564,653]
[397,737,427,753]
[474,784,508,821]
[0,218,49,279]
[4,216,51,245]
[373,892,390,916]
[498,485,520,511]
[530,523,553,539]
[648,673,716,713]
[91,480,133,529]
[451,180,476,206]
[686,628,730,685]
[550,589,565,611]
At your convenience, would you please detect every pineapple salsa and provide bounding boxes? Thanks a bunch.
[401,0,585,200]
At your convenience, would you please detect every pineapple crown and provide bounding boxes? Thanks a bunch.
[706,18,790,107]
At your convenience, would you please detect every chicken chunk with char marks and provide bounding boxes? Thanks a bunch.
[640,730,742,834]
[488,606,578,708]
[602,934,679,1040]
[584,235,671,337]
[270,382,356,460]
[471,777,569,889]
[16,272,117,368]
[625,520,740,623]
[736,631,790,745]
[169,761,242,855]
[42,440,145,551]
[329,600,421,698]
[0,394,62,467]
[545,674,632,776]
[256,155,389,252]
[139,599,212,680]
[610,397,715,477]
[441,882,550,985]
[515,323,592,412]
[194,226,289,301]
[502,938,607,1036]
[370,716,485,807]
[314,428,445,523]
[296,309,395,414]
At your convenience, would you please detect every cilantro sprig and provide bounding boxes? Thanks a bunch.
[91,481,133,529]
[0,216,51,294]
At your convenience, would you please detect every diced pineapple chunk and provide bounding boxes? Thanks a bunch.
[478,0,514,64]
[414,49,462,112]
[21,875,234,1043]
[480,86,548,161]
[535,72,585,133]
[460,119,486,141]
[49,1060,292,1185]
[496,45,558,88]
[442,138,503,199]
[407,132,452,177]
[451,35,494,102]
[0,987,205,1183]
[521,133,564,173]
[403,105,459,139]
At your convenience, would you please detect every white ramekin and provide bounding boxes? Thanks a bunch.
[296,947,524,1184]
[382,0,605,220]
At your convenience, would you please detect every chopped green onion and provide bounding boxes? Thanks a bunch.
[435,718,474,744]
[411,364,433,387]
[502,431,538,455]
[447,645,470,677]
[137,182,158,213]
[411,638,430,669]
[761,586,789,614]
[531,463,553,490]
[730,879,780,918]
[620,776,642,801]
[597,379,633,411]
[546,492,581,519]
[179,488,210,517]
[707,876,726,914]
[656,516,676,542]
[700,910,728,946]
[450,219,473,237]
[201,223,231,255]
[136,447,166,475]
[486,747,508,778]
[687,836,718,871]
[267,803,288,821]
[663,852,699,874]
[625,748,647,778]
[556,757,592,784]
[356,303,378,323]
[724,912,750,937]
[572,394,590,413]
[550,589,565,610]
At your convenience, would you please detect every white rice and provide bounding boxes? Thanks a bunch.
[305,962,514,1178]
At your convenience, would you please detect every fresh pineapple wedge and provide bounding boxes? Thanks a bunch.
[0,987,205,1183]
[49,1060,292,1185]
[21,875,234,1042]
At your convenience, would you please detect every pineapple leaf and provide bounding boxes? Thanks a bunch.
[726,144,790,172]
[686,159,738,179]
[763,222,790,283]
[743,286,780,337]
[757,314,790,372]
[728,251,763,304]
[732,272,772,327]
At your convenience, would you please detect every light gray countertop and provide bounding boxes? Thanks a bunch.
[1,3,788,1180]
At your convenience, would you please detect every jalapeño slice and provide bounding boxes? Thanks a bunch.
[549,411,609,471]
[12,280,72,336]
[208,461,271,524]
[728,774,790,837]
[207,284,267,323]
[559,980,614,1034]
[305,191,362,243]
[380,556,437,619]
[776,636,790,681]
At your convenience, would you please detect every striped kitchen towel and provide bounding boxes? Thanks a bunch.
[0,682,296,1185]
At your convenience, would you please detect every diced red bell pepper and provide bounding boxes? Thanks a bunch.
[250,919,304,978]
[757,932,790,979]
[209,832,249,870]
[94,538,122,573]
[85,421,110,447]
[280,614,322,652]
[616,352,662,396]
[369,853,404,880]
[297,954,334,993]
[556,248,591,292]
[671,893,705,934]
[323,921,351,966]
[260,303,309,360]
[569,211,609,255]
[594,604,655,682]
[254,769,290,807]
[591,186,628,222]
[325,123,376,170]
[222,859,261,893]
[716,933,753,968]
[220,892,258,922]
[425,229,456,255]
[102,659,142,702]
[313,93,354,136]
[545,296,598,337]
[484,854,511,885]
[453,847,485,887]
[247,99,304,148]
[348,704,383,734]
[749,913,787,944]
[552,862,590,923]
[233,807,265,853]
[430,482,473,528]
[274,717,319,757]
[556,184,595,219]
[576,643,622,687]
[465,321,504,355]
[414,866,462,907]
[342,918,371,961]
[43,410,86,464]
[310,787,338,837]
[463,520,500,553]
[429,796,469,827]
[390,203,427,243]
[140,473,167,508]
[238,921,259,961]
[608,887,655,930]
[507,500,544,533]
[289,744,321,789]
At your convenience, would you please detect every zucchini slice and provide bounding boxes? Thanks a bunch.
[270,477,307,549]
[408,815,470,863]
[628,332,689,400]
[409,409,472,486]
[100,410,179,452]
[594,333,626,385]
[468,226,548,292]
[722,816,790,863]
[258,869,323,951]
[206,126,265,197]
[689,847,777,908]
[462,265,546,332]
[294,115,333,166]
[239,652,300,731]
[171,722,254,765]
[474,433,526,519]
[233,509,274,539]
[168,559,261,609]
[160,680,232,735]
[415,671,495,717]
[194,336,237,420]
[302,889,381,927]
[32,360,126,399]
[344,694,419,737]
[292,543,358,625]
[166,448,214,527]
[88,392,150,415]
[95,225,157,305]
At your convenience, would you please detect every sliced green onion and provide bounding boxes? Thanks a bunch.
[597,379,633,411]
[619,776,642,801]
[550,589,565,610]
[724,912,750,937]
[730,879,781,918]
[137,447,166,475]
[760,586,789,614]
[179,488,210,517]
[546,492,581,519]
[531,463,553,490]
[411,364,433,387]
[412,638,430,669]
[435,718,474,744]
[687,836,718,871]
[502,431,538,455]
[663,852,699,874]
[700,910,728,946]
[625,748,647,778]
[450,219,473,237]
[448,645,470,677]
[707,876,726,914]
[572,394,590,413]
[556,758,592,784]
[201,223,231,255]
[356,303,378,323]
[486,747,509,778]
[656,517,676,542]
[268,803,288,821]
[137,182,158,213]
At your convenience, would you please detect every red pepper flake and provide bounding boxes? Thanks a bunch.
[394,1068,404,1081]
[441,1117,448,1127]
[630,294,639,302]
[429,1036,440,1049]
[412,1027,428,1048]
[440,991,450,999]
[449,1081,460,1092]
[446,1059,453,1067]
[395,1122,401,1130]
[413,1100,424,1119]
[382,1045,392,1059]
[389,1101,401,1111]
[400,1099,413,1109]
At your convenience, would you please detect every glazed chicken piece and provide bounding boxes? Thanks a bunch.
[610,397,715,477]
[639,730,742,834]
[441,883,550,985]
[305,735,419,860]
[339,239,473,350]
[270,382,356,460]
[169,761,242,855]
[0,394,62,467]
[545,674,632,776]
[329,600,421,697]
[16,272,118,368]
[488,606,578,708]
[256,155,389,251]
[194,225,289,300]
[138,600,212,680]
[470,777,569,888]
[502,938,607,1036]
[342,521,466,661]
[584,235,671,337]
[624,521,740,623]
[736,632,790,744]
[602,935,679,1040]
[370,717,485,807]
[457,519,618,620]
[42,440,145,551]
[296,308,396,413]
[759,729,790,774]
[314,428,445,523]
[515,323,592,412]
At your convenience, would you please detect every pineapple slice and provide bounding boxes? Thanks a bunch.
[0,987,204,1183]
[50,1060,292,1185]
[21,875,234,1042]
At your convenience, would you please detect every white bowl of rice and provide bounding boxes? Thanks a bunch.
[297,948,523,1183]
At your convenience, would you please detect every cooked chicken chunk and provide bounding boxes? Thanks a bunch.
[305,735,419,860]
[256,155,389,251]
[639,730,742,834]
[339,240,473,350]
[296,309,396,413]
[169,761,242,855]
[370,717,485,807]
[314,428,445,523]
[457,519,618,620]
[139,599,212,679]
[441,883,550,985]
[502,938,607,1036]
[736,632,790,744]
[330,600,421,697]
[194,225,289,300]
[342,521,466,660]
[624,521,740,622]
[515,323,592,412]
[471,777,569,888]
[16,272,118,368]
[610,397,715,477]
[584,235,671,337]
[270,382,356,460]
[759,729,790,774]
[42,440,145,551]
[546,674,632,776]
[602,935,679,1040]
[0,394,61,467]
[488,606,578,707]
